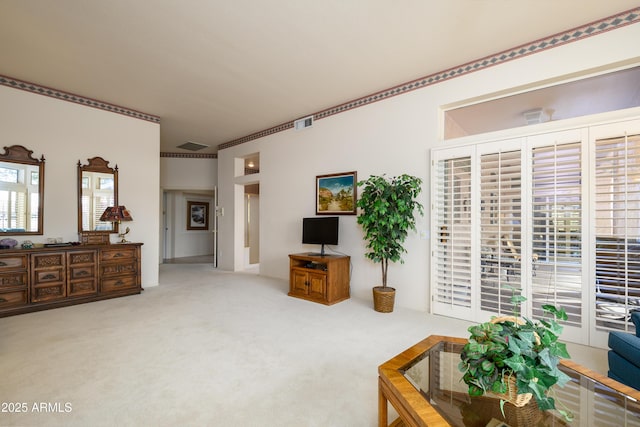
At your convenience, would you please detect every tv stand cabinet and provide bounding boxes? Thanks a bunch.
[288,253,350,305]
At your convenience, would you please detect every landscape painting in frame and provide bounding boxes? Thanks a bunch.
[187,201,209,230]
[316,171,357,215]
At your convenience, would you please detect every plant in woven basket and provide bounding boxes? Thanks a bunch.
[356,174,423,312]
[458,294,573,421]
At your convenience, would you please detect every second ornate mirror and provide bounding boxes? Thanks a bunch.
[0,145,45,235]
[77,157,118,234]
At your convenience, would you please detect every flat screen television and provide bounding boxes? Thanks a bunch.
[302,216,339,256]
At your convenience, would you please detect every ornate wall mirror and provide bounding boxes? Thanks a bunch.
[77,157,118,235]
[0,145,45,235]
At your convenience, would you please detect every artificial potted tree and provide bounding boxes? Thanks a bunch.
[356,174,423,312]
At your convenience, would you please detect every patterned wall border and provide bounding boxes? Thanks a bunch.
[160,152,217,159]
[0,75,160,123]
[218,6,640,151]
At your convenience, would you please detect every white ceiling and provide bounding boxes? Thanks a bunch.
[0,1,638,154]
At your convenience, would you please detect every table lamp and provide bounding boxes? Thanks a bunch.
[100,205,133,243]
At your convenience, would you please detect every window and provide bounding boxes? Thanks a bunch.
[81,173,115,231]
[531,141,583,329]
[433,120,640,346]
[0,163,38,232]
[0,166,18,184]
[479,149,522,316]
[433,155,472,315]
[594,133,640,333]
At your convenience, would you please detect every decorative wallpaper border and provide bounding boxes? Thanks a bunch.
[0,75,160,123]
[218,6,640,151]
[160,152,217,159]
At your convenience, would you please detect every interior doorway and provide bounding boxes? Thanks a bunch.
[162,189,217,265]
[244,184,259,268]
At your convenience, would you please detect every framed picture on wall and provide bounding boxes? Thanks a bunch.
[187,201,209,230]
[316,171,357,215]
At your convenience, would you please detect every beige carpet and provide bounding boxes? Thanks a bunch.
[0,264,606,426]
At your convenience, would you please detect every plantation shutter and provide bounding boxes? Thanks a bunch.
[479,149,522,315]
[532,141,583,328]
[14,191,26,230]
[531,141,583,329]
[594,133,640,333]
[433,155,473,315]
[93,195,113,230]
[29,192,39,231]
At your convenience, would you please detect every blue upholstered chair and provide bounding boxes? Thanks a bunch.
[608,311,640,390]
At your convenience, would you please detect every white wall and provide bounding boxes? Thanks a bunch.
[160,157,217,260]
[218,23,640,312]
[160,157,217,190]
[0,85,160,287]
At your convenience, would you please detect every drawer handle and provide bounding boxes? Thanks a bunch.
[0,297,6,302]
[0,261,6,266]
[114,280,124,286]
[113,253,124,258]
[42,274,56,280]
[77,271,90,276]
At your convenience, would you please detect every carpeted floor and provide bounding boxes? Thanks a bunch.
[0,264,606,426]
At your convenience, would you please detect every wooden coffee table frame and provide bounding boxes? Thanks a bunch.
[378,335,640,427]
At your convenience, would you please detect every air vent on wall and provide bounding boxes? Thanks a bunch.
[294,115,313,131]
[177,141,209,151]
[523,108,543,125]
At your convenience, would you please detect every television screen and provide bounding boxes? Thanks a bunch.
[302,216,339,246]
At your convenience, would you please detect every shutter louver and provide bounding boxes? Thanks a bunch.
[480,150,522,315]
[531,142,583,328]
[434,157,472,309]
[14,191,26,230]
[595,134,640,332]
[93,195,113,230]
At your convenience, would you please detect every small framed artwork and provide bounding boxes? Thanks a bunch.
[316,171,357,215]
[187,201,209,230]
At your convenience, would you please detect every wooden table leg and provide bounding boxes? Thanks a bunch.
[379,376,388,427]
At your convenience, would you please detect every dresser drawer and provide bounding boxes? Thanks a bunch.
[100,261,137,277]
[101,275,137,292]
[69,265,95,280]
[0,254,28,271]
[32,252,65,269]
[0,272,28,289]
[34,268,65,284]
[101,247,136,262]
[68,250,97,266]
[68,280,97,297]
[31,283,66,303]
[0,289,27,308]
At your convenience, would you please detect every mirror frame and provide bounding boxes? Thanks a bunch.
[0,145,45,235]
[77,157,118,234]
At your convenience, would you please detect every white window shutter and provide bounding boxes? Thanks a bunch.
[433,155,473,315]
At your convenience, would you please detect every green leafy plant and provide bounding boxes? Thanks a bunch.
[356,174,423,287]
[458,295,573,421]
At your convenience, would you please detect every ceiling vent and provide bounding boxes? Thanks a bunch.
[177,141,209,151]
[294,115,313,131]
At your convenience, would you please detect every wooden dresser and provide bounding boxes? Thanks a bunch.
[0,243,142,317]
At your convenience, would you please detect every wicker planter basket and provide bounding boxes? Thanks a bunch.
[372,286,395,313]
[487,373,533,407]
[487,316,540,407]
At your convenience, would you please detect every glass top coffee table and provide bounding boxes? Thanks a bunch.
[378,335,640,427]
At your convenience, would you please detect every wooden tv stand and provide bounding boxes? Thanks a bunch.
[288,253,350,305]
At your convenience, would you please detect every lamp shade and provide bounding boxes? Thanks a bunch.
[100,206,133,222]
